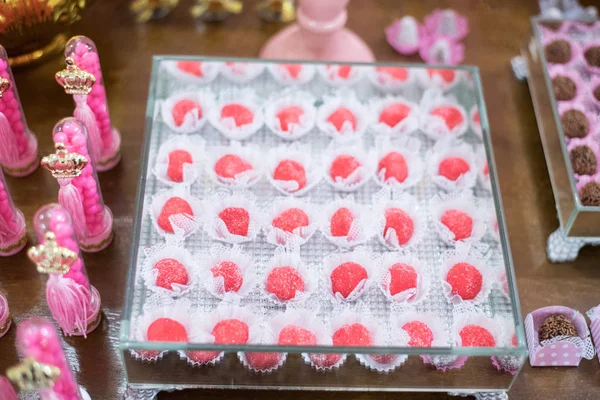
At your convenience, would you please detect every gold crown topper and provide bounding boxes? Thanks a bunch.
[55,57,96,95]
[0,77,11,99]
[27,232,78,275]
[6,357,61,391]
[41,142,88,179]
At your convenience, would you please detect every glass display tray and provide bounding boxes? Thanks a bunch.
[120,56,526,393]
[526,16,600,238]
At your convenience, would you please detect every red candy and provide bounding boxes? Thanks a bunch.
[273,159,307,191]
[211,261,243,293]
[218,207,250,236]
[430,106,463,130]
[272,208,309,233]
[327,107,357,132]
[441,209,473,241]
[332,323,373,346]
[212,319,249,344]
[368,354,398,365]
[215,154,253,179]
[511,334,517,347]
[172,99,202,127]
[266,266,305,301]
[384,208,414,245]
[379,103,411,128]
[483,162,489,176]
[309,353,343,367]
[446,262,483,300]
[221,104,254,127]
[282,64,302,78]
[167,150,193,182]
[402,321,434,347]
[147,318,188,342]
[276,106,304,131]
[376,67,409,81]
[330,207,354,237]
[187,350,221,364]
[330,261,368,299]
[378,151,408,183]
[176,61,203,77]
[330,154,361,180]
[427,69,456,83]
[153,258,189,290]
[245,352,283,370]
[459,324,496,347]
[388,263,417,297]
[278,325,317,346]
[473,110,480,124]
[438,157,470,181]
[158,197,194,233]
[333,65,352,79]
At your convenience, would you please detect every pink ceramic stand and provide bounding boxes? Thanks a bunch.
[260,0,374,62]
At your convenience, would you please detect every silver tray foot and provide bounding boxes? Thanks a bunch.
[449,392,508,400]
[123,386,159,400]
[547,228,587,262]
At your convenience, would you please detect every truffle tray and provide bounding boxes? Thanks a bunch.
[524,16,600,262]
[120,56,526,398]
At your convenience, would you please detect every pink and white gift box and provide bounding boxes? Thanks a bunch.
[525,306,595,367]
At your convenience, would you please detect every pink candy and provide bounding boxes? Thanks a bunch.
[0,177,18,235]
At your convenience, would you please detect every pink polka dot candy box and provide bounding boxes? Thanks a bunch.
[525,306,595,367]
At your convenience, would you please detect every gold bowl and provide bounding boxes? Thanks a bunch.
[0,0,86,67]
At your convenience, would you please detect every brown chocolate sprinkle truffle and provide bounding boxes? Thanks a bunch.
[552,76,577,101]
[570,145,597,175]
[584,46,600,68]
[540,21,563,31]
[580,181,600,206]
[538,315,578,342]
[594,85,600,102]
[544,39,572,64]
[561,109,589,138]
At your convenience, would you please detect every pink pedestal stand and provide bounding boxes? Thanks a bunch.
[260,0,374,62]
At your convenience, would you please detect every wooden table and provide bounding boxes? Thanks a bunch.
[1,0,599,398]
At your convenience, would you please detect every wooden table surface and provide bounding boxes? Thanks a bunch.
[1,0,600,398]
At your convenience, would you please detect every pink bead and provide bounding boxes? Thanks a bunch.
[75,43,88,56]
[54,132,68,143]
[54,224,73,239]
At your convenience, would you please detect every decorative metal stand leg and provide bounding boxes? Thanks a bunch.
[449,391,508,400]
[547,228,586,262]
[123,386,159,400]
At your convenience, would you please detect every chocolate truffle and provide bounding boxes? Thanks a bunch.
[584,46,600,68]
[561,109,589,138]
[538,315,577,342]
[594,85,600,102]
[540,21,563,31]
[552,76,577,101]
[570,145,597,176]
[580,181,600,206]
[544,39,572,64]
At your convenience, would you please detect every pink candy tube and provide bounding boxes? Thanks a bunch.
[0,168,27,256]
[65,36,121,171]
[16,317,83,399]
[0,291,10,339]
[52,117,114,252]
[33,203,102,337]
[0,45,39,177]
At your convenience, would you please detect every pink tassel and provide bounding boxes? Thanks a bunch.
[58,179,89,240]
[46,274,91,337]
[0,112,18,167]
[73,94,103,165]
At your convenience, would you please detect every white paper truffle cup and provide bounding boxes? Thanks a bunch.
[373,136,423,189]
[420,92,469,140]
[220,62,265,84]
[202,189,263,244]
[373,188,425,251]
[264,92,317,140]
[149,186,203,239]
[429,192,487,245]
[317,94,369,143]
[261,248,316,305]
[141,244,196,298]
[266,143,322,196]
[367,66,416,92]
[197,243,257,300]
[163,60,220,84]
[318,64,364,86]
[426,140,477,192]
[323,247,376,303]
[268,63,316,85]
[369,96,420,137]
[153,135,205,186]
[263,197,320,246]
[320,196,374,248]
[160,91,214,134]
[180,313,226,367]
[377,252,429,305]
[206,141,263,188]
[209,89,264,140]
[323,143,376,192]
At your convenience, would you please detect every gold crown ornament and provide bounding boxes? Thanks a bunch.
[41,142,88,179]
[6,357,61,391]
[0,77,11,99]
[55,57,96,95]
[190,0,242,21]
[27,232,78,275]
[130,0,179,23]
[257,0,295,22]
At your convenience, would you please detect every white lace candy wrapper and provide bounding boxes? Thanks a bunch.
[429,192,488,246]
[263,92,317,141]
[163,60,220,84]
[373,136,424,190]
[153,135,205,187]
[470,105,483,139]
[322,247,377,303]
[476,148,491,191]
[220,62,265,84]
[149,186,203,240]
[261,248,317,305]
[263,196,320,247]
[367,66,416,92]
[393,310,451,348]
[369,96,421,138]
[319,196,375,248]
[377,252,430,305]
[317,65,364,87]
[140,243,196,298]
[420,93,469,140]
[267,63,316,85]
[160,91,214,134]
[265,143,322,196]
[322,143,376,192]
[316,93,369,143]
[209,89,265,140]
[453,311,508,349]
[205,141,263,189]
[426,140,477,192]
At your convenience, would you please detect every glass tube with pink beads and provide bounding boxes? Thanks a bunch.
[15,317,90,399]
[64,35,121,171]
[32,203,102,336]
[0,168,27,256]
[0,45,38,177]
[50,117,114,252]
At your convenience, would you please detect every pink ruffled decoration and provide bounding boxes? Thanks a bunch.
[422,9,469,42]
[419,35,465,66]
[385,16,421,55]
